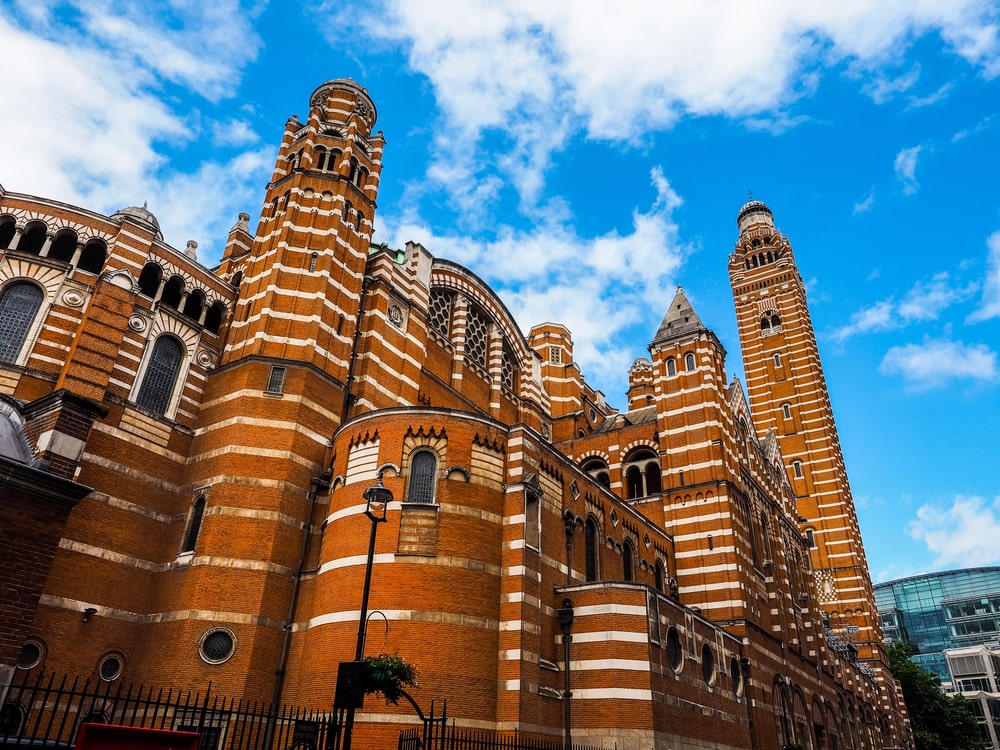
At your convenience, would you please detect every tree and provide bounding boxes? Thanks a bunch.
[888,642,984,750]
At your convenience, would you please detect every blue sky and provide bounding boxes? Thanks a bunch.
[2,1,999,583]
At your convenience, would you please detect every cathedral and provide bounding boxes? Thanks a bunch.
[0,78,910,749]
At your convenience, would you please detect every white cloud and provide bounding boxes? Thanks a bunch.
[897,272,977,321]
[377,167,690,394]
[832,272,977,341]
[969,230,1000,322]
[853,187,876,215]
[0,5,267,262]
[832,300,897,341]
[321,0,1000,211]
[894,145,922,195]
[879,337,997,388]
[908,495,1000,569]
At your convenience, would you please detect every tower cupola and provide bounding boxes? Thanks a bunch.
[737,199,774,233]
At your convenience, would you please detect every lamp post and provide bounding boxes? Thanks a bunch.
[341,477,391,750]
[556,598,575,750]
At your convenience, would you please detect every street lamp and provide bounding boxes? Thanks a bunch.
[341,477,392,750]
[557,598,575,750]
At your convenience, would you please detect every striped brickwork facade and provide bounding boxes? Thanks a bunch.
[1,81,909,748]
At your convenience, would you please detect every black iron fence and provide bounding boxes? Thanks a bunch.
[0,672,344,750]
[398,725,611,750]
[1,673,609,750]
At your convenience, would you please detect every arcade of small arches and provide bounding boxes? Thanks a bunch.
[285,145,370,193]
[0,215,108,274]
[581,447,662,500]
[266,189,366,233]
[666,351,697,377]
[772,674,887,750]
[137,262,227,335]
[741,236,785,270]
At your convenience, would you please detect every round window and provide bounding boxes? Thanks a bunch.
[666,627,683,673]
[16,641,43,670]
[98,653,124,682]
[730,656,743,696]
[701,642,716,685]
[199,628,236,664]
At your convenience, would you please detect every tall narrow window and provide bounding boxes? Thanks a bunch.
[655,560,666,593]
[309,253,318,272]
[774,352,782,367]
[622,539,635,581]
[264,366,286,395]
[685,352,696,371]
[666,358,676,376]
[585,517,599,582]
[407,450,436,503]
[524,490,540,549]
[792,460,803,479]
[135,336,183,415]
[782,403,792,419]
[0,283,43,363]
[181,497,206,553]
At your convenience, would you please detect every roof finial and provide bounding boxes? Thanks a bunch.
[747,190,752,200]
[143,200,148,209]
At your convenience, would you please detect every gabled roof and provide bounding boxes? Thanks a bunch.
[652,286,706,344]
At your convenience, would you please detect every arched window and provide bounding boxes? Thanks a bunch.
[760,317,770,331]
[204,302,225,335]
[771,314,781,328]
[782,402,792,419]
[349,157,359,184]
[581,458,610,490]
[685,352,696,371]
[666,357,676,376]
[585,516,599,582]
[184,290,205,323]
[623,448,659,499]
[792,460,803,479]
[181,496,206,553]
[0,282,44,363]
[77,239,107,274]
[135,336,184,416]
[314,146,327,171]
[773,352,782,367]
[407,450,436,503]
[138,262,162,298]
[355,211,364,232]
[622,539,635,582]
[655,560,666,593]
[18,222,47,255]
[160,276,184,309]
[0,216,16,248]
[49,229,78,263]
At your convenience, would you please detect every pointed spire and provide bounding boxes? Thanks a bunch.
[652,286,706,344]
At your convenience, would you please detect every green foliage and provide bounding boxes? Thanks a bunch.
[362,652,418,705]
[887,642,984,750]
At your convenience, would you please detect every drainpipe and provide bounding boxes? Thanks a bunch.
[740,651,758,750]
[268,474,330,734]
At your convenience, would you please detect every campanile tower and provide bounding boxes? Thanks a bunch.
[728,199,881,659]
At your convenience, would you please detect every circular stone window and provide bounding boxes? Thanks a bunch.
[666,627,683,673]
[98,653,124,682]
[199,628,236,665]
[701,642,716,685]
[16,640,43,670]
[730,656,743,696]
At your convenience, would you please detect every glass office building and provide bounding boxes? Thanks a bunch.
[875,567,1000,680]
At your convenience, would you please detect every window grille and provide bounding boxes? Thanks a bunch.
[135,336,183,415]
[0,283,43,363]
[408,451,436,503]
[465,307,489,370]
[265,366,286,394]
[428,289,453,338]
[549,346,562,364]
[500,345,514,391]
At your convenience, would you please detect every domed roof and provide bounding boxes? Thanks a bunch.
[737,199,772,223]
[112,202,163,239]
[736,198,775,232]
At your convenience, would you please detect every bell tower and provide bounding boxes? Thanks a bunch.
[728,199,882,660]
[222,78,384,383]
